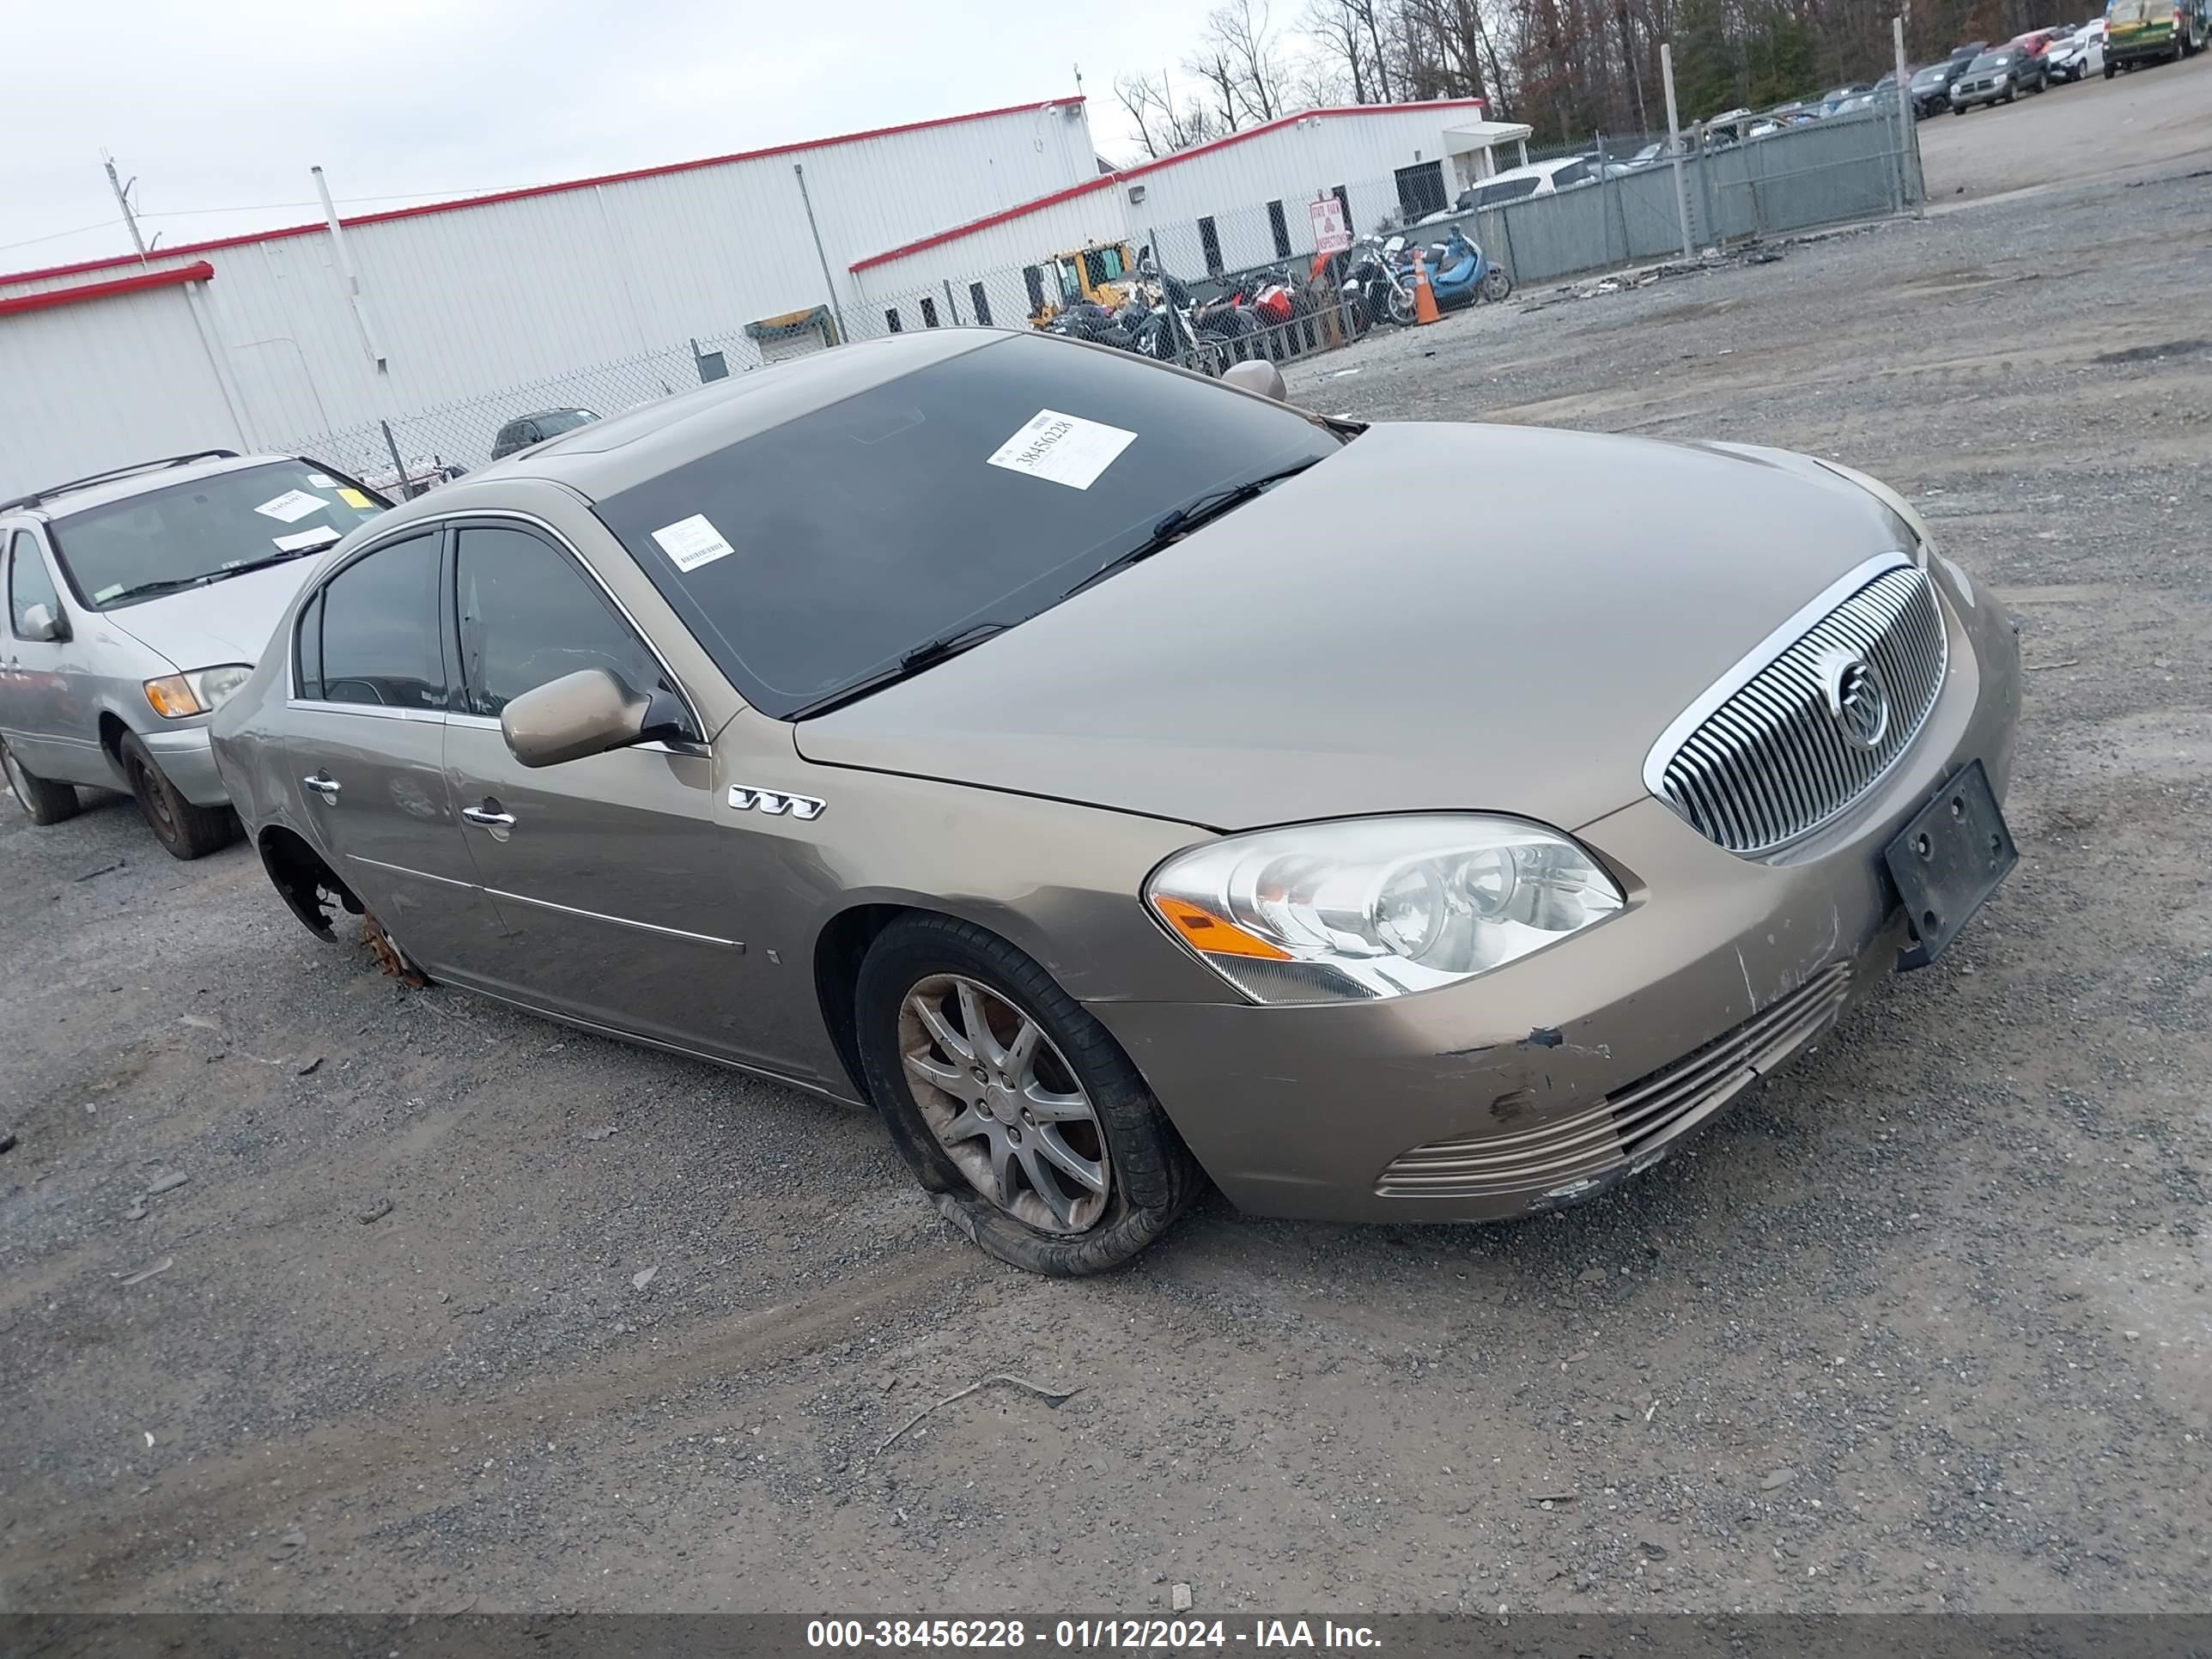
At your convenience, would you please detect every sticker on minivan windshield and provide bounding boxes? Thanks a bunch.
[254,489,328,523]
[651,514,736,573]
[987,410,1136,490]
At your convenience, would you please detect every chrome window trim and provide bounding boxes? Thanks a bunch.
[1641,550,1913,801]
[289,698,447,725]
[484,885,742,950]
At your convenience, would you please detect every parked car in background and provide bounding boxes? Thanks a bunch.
[1815,82,1873,114]
[1951,46,2043,106]
[1,451,387,857]
[1911,56,1975,112]
[2105,0,2206,70]
[2045,21,2106,75]
[1455,154,1604,210]
[212,329,2021,1275]
[489,407,602,461]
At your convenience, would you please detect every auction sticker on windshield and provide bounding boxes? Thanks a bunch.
[651,514,737,573]
[255,489,330,524]
[987,410,1137,490]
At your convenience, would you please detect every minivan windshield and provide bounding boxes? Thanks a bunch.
[593,333,1345,719]
[49,460,386,610]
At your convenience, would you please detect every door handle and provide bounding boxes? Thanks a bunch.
[461,805,516,829]
[301,775,340,800]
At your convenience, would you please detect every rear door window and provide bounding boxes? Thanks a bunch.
[314,533,447,710]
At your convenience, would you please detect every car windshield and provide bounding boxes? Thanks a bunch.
[535,410,597,436]
[1913,65,1946,82]
[47,460,386,610]
[1972,52,2010,66]
[592,334,1345,719]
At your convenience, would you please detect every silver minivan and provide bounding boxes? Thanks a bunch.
[0,450,386,858]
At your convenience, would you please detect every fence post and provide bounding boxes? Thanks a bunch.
[379,418,411,500]
[1893,15,1924,218]
[1660,45,1695,259]
[944,279,962,327]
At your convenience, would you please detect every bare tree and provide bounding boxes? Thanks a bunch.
[1115,68,1224,159]
[1204,0,1291,122]
[1300,0,1371,101]
[1183,45,1248,131]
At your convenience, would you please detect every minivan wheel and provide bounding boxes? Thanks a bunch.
[854,915,1203,1275]
[2,738,80,825]
[118,731,236,860]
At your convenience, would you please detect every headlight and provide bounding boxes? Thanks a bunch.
[1146,815,1626,1004]
[143,664,254,719]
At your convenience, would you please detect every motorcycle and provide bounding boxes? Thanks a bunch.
[1423,227,1514,309]
[1364,228,1512,322]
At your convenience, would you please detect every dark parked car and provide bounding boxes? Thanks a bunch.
[489,408,601,462]
[1910,57,1975,114]
[1950,46,2045,107]
[210,331,2021,1274]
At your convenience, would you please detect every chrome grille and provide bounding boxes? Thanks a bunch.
[1651,562,1948,854]
[1374,963,1850,1200]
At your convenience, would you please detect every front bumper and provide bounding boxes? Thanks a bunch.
[1091,574,2021,1224]
[137,723,230,808]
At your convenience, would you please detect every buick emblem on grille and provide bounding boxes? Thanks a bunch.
[1821,653,1890,750]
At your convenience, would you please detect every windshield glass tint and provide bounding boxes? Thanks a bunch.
[50,461,384,609]
[593,334,1342,719]
[536,410,596,436]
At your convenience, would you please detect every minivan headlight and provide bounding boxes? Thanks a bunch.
[143,663,254,719]
[1145,815,1625,1004]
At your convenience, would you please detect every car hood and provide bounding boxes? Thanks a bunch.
[793,422,1910,834]
[99,557,321,672]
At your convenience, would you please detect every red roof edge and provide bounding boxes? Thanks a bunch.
[0,260,215,318]
[850,98,1487,274]
[1,96,1088,290]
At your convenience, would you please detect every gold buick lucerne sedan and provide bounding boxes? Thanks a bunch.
[211,329,2021,1274]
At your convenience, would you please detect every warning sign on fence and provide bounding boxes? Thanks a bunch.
[1309,194,1351,255]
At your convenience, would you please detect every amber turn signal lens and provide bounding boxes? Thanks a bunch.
[143,675,205,719]
[1151,896,1292,960]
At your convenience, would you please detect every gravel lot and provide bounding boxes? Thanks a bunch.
[5,63,2209,1618]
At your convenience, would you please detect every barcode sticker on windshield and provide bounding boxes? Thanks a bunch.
[987,410,1136,490]
[254,489,328,523]
[651,514,736,573]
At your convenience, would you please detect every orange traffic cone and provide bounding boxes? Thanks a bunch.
[1411,248,1442,325]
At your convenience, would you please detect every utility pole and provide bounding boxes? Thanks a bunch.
[102,155,149,263]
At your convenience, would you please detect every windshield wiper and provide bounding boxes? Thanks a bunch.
[99,544,325,607]
[788,621,1016,720]
[1061,459,1322,603]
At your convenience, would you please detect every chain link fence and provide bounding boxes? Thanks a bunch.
[281,111,1922,492]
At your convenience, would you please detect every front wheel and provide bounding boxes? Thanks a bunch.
[2,737,79,825]
[854,915,1203,1275]
[2105,60,2118,76]
[1479,266,1513,303]
[118,730,236,860]
[1386,282,1416,325]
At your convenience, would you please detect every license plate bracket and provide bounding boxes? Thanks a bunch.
[1884,759,2017,969]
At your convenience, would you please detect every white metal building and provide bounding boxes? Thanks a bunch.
[0,99,1097,496]
[853,101,1534,326]
[1,94,1531,497]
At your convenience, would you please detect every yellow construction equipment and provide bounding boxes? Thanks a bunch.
[1028,241,1139,329]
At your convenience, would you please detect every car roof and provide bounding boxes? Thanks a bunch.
[504,408,597,425]
[0,452,301,522]
[436,329,995,505]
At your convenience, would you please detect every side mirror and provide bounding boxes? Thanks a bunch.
[1222,359,1291,403]
[501,667,649,769]
[20,602,68,643]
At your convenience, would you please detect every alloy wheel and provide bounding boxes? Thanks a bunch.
[897,974,1111,1235]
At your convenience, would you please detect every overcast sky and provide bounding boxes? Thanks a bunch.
[5,0,1232,272]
